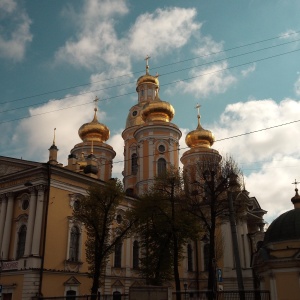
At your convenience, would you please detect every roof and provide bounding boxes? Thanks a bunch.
[263,208,300,244]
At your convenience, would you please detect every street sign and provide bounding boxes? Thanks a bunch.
[217,268,222,282]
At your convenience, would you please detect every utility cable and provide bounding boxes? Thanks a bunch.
[1,30,300,105]
[1,46,300,118]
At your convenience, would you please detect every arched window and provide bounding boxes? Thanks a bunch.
[69,226,80,262]
[16,225,26,259]
[131,153,138,175]
[187,244,193,271]
[204,243,210,271]
[114,242,122,268]
[113,291,121,300]
[157,158,166,175]
[133,240,139,269]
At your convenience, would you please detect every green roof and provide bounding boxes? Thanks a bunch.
[264,208,300,244]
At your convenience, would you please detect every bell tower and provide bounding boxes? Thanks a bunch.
[66,97,116,181]
[122,57,181,196]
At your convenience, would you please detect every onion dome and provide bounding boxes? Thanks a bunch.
[141,96,175,122]
[78,108,109,143]
[125,103,145,129]
[185,106,215,148]
[263,188,300,245]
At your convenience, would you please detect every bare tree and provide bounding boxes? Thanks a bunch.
[73,179,135,299]
[134,168,201,300]
[185,156,247,295]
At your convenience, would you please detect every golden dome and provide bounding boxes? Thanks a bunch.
[142,97,175,123]
[136,74,159,90]
[78,108,109,143]
[125,103,145,129]
[185,114,215,148]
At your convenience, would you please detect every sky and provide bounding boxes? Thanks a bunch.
[1,0,300,223]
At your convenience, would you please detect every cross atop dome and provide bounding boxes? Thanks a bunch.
[145,55,151,75]
[195,103,201,128]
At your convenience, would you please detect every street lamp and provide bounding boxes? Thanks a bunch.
[183,283,187,300]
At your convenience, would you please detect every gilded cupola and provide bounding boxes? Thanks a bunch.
[78,107,110,143]
[185,104,215,148]
[141,95,175,123]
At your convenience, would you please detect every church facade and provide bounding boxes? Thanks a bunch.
[0,59,266,299]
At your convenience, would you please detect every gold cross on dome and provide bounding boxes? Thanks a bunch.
[53,128,56,145]
[145,55,151,74]
[93,96,99,111]
[292,179,300,189]
[195,103,201,116]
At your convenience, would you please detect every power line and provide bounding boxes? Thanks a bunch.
[1,46,300,120]
[2,30,300,106]
[100,117,300,167]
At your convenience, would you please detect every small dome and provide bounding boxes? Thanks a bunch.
[263,208,300,244]
[136,74,159,89]
[142,97,175,122]
[185,114,215,148]
[125,103,145,129]
[78,108,109,143]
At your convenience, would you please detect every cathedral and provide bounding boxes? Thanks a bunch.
[0,59,266,299]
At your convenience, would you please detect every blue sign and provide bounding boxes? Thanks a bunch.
[217,268,222,282]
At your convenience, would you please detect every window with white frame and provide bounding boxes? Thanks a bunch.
[67,219,82,262]
[69,226,80,262]
[157,158,166,175]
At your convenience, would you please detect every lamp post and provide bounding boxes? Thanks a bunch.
[183,283,187,300]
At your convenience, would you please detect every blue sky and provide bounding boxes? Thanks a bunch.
[1,0,300,223]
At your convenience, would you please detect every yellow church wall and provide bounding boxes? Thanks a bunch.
[44,186,88,272]
[42,272,92,297]
[276,272,300,300]
[1,273,24,299]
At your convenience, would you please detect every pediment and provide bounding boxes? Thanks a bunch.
[0,156,40,177]
[64,276,81,285]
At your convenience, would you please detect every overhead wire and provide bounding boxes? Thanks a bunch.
[1,29,300,106]
[1,46,300,121]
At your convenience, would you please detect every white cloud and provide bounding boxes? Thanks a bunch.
[56,5,201,69]
[241,63,256,77]
[245,155,300,223]
[171,61,236,97]
[294,75,300,96]
[0,0,16,12]
[0,0,33,62]
[209,98,300,223]
[109,131,125,179]
[128,7,201,59]
[279,29,298,39]
[55,0,130,70]
[12,94,103,164]
[192,35,224,59]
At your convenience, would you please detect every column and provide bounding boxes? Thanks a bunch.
[1,192,14,260]
[24,187,37,256]
[0,195,7,253]
[31,185,45,256]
